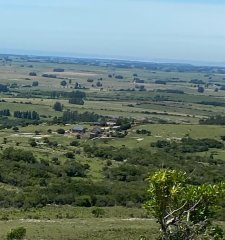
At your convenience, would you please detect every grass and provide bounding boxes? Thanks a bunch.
[0,218,158,240]
[0,206,156,240]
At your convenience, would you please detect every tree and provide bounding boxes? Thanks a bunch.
[60,80,67,87]
[0,84,9,92]
[57,128,65,134]
[198,86,205,93]
[29,72,37,76]
[74,82,81,89]
[96,81,102,87]
[53,102,63,111]
[69,98,84,105]
[144,169,225,240]
[29,138,37,147]
[32,81,39,86]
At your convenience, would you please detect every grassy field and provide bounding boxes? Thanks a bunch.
[0,206,156,240]
[0,218,158,240]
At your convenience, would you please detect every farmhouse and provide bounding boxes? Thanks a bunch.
[89,127,102,139]
[72,126,86,133]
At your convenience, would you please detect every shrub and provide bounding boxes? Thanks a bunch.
[7,227,26,240]
[65,152,75,159]
[57,128,65,134]
[70,140,80,147]
[92,208,105,218]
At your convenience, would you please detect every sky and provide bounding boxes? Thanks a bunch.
[0,0,225,63]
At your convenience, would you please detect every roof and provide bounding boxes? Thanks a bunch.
[92,127,102,133]
[106,121,117,126]
[72,126,84,131]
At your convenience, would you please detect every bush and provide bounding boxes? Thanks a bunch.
[70,140,80,147]
[12,127,19,132]
[29,138,37,147]
[57,128,65,134]
[32,81,39,86]
[65,152,75,159]
[7,227,26,240]
[29,72,37,76]
[69,98,84,105]
[92,208,105,218]
[198,86,205,93]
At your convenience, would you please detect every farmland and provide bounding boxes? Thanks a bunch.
[0,54,225,239]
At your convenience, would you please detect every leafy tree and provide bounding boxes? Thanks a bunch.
[96,81,102,87]
[53,101,63,111]
[74,82,81,89]
[144,169,225,240]
[60,80,67,87]
[198,86,205,93]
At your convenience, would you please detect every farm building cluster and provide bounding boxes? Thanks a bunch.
[65,121,122,140]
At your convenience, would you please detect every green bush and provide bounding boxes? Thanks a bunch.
[92,207,105,218]
[7,227,26,240]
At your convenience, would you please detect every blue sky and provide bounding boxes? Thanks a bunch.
[0,0,225,63]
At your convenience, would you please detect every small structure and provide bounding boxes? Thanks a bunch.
[112,126,120,130]
[72,126,85,133]
[106,121,117,127]
[91,122,102,126]
[90,127,102,139]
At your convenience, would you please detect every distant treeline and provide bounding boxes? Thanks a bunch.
[156,89,184,94]
[50,90,86,99]
[151,137,223,153]
[0,84,9,92]
[199,115,225,125]
[0,109,10,116]
[0,109,40,120]
[14,111,40,120]
[198,101,225,107]
[53,110,104,124]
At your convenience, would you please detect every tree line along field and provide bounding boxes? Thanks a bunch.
[0,54,225,239]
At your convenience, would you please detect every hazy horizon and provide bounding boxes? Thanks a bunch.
[1,0,225,64]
